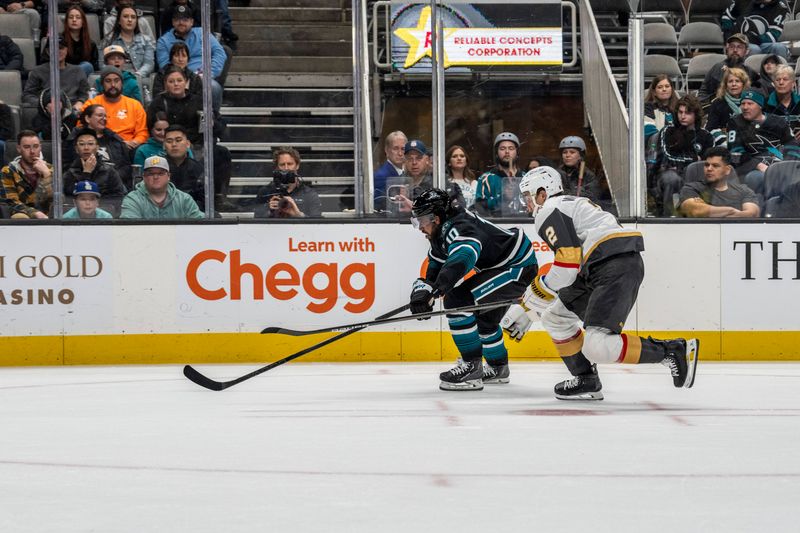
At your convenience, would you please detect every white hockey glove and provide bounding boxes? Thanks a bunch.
[521,274,557,316]
[500,304,537,342]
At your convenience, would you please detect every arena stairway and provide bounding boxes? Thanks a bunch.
[221,0,355,217]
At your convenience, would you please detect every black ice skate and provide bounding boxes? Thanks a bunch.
[660,338,699,388]
[554,363,604,400]
[440,360,484,391]
[482,362,510,384]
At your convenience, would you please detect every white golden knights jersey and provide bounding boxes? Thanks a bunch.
[534,196,644,291]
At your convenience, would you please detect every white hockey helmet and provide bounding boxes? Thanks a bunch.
[519,166,563,217]
[558,135,586,152]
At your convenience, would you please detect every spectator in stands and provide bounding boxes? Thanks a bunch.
[644,75,678,140]
[63,179,113,219]
[24,36,89,111]
[755,53,785,93]
[721,0,790,60]
[159,0,200,33]
[156,6,226,109]
[62,128,127,198]
[698,34,760,103]
[66,104,132,181]
[85,66,148,150]
[445,145,476,209]
[0,0,41,39]
[474,132,524,216]
[160,0,238,51]
[557,135,602,202]
[647,95,715,216]
[45,5,99,77]
[385,139,432,214]
[727,88,794,195]
[120,155,203,219]
[102,5,156,81]
[679,146,759,217]
[152,42,212,110]
[94,45,142,103]
[254,147,321,218]
[135,111,190,166]
[373,130,406,204]
[0,101,12,166]
[0,34,23,73]
[163,124,203,205]
[705,67,750,145]
[103,0,154,40]
[0,130,52,218]
[764,64,800,140]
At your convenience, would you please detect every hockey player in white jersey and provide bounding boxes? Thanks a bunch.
[500,166,699,399]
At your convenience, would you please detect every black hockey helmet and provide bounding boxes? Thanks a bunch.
[412,188,454,219]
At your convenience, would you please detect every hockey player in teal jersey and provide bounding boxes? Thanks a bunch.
[409,188,538,391]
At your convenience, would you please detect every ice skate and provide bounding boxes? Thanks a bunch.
[661,338,699,388]
[554,363,604,400]
[482,362,510,384]
[439,359,484,391]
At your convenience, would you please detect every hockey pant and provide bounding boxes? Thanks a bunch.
[445,264,537,366]
[540,252,667,374]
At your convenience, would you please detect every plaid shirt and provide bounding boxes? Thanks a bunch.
[0,157,53,218]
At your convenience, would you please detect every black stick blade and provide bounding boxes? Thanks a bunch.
[183,365,226,391]
[260,326,297,335]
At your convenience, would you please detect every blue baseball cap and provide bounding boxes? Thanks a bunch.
[73,180,101,197]
[404,139,428,156]
[741,89,765,108]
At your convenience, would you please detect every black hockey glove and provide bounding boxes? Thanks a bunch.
[409,278,435,317]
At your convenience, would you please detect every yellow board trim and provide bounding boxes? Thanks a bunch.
[1,330,799,366]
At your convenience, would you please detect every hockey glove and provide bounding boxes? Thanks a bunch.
[500,304,537,342]
[409,278,436,317]
[521,274,557,316]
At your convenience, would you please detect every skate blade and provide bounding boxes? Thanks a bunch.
[555,391,604,401]
[483,377,510,385]
[439,379,484,391]
[684,338,699,388]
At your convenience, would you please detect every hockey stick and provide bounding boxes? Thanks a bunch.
[260,298,519,336]
[182,303,410,391]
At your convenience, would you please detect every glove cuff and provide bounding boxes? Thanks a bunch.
[531,274,555,301]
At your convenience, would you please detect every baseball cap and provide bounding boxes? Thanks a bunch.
[404,139,428,156]
[173,5,192,19]
[143,156,170,172]
[103,44,128,59]
[741,89,765,108]
[73,180,101,197]
[727,33,749,46]
[99,65,123,81]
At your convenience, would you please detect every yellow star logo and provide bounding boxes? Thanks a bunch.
[394,6,455,68]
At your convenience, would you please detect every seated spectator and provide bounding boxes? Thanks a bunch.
[647,95,715,216]
[63,180,113,219]
[0,101,12,166]
[159,0,200,33]
[0,34,23,73]
[103,0,155,41]
[445,145,477,210]
[727,88,793,195]
[557,135,602,202]
[159,0,238,50]
[679,146,759,217]
[94,45,142,103]
[163,124,203,205]
[62,128,127,199]
[755,53,785,93]
[0,130,52,218]
[24,36,89,111]
[0,0,41,40]
[84,66,148,150]
[151,42,210,109]
[254,147,321,218]
[698,34,760,104]
[41,5,98,77]
[721,0,790,60]
[120,155,203,219]
[386,139,433,215]
[764,64,800,139]
[134,111,194,166]
[474,132,524,216]
[644,75,678,140]
[373,130,405,204]
[102,5,156,81]
[67,104,132,180]
[156,7,226,110]
[705,67,749,145]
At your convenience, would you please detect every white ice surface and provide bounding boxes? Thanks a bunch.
[1,362,799,532]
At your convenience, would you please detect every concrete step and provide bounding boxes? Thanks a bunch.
[232,55,352,73]
[220,141,354,154]
[226,123,353,143]
[230,7,351,24]
[248,0,346,7]
[235,25,351,42]
[237,40,352,57]
[232,158,354,178]
[224,72,353,88]
[222,87,353,107]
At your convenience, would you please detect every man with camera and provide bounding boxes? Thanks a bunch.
[254,147,321,218]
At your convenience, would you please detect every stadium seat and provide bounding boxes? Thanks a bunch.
[644,23,679,57]
[0,71,22,107]
[685,53,725,91]
[744,54,768,74]
[685,0,733,23]
[11,38,36,72]
[684,160,740,184]
[57,13,102,47]
[678,22,725,51]
[0,13,33,39]
[644,54,682,82]
[781,20,800,57]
